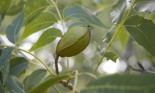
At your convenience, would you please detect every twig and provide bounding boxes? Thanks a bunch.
[93,0,136,74]
[55,55,60,74]
[55,55,80,93]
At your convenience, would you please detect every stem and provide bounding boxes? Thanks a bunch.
[49,0,64,75]
[50,0,62,21]
[93,0,136,74]
[17,49,62,93]
[93,28,119,73]
[55,55,60,74]
[50,0,65,31]
[67,58,70,71]
[16,48,53,75]
[53,86,62,93]
[72,70,79,93]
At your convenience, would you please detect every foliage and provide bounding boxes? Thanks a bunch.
[81,74,155,93]
[0,0,155,93]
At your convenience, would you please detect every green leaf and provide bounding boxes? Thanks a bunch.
[111,0,126,24]
[21,12,57,40]
[28,75,69,93]
[104,52,118,62]
[116,26,128,48]
[7,0,24,15]
[81,74,155,93]
[5,76,25,93]
[24,0,50,24]
[0,48,14,84]
[134,0,155,12]
[10,57,28,76]
[63,4,108,28]
[0,0,12,19]
[125,15,155,56]
[24,69,47,92]
[6,11,24,43]
[30,28,62,51]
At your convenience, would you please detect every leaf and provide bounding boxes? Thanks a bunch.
[0,48,14,84]
[10,57,28,76]
[81,74,155,93]
[0,0,12,19]
[5,76,25,93]
[111,0,126,24]
[30,28,62,51]
[134,0,155,12]
[24,0,50,24]
[7,0,24,15]
[28,75,69,93]
[116,26,128,48]
[24,69,47,92]
[103,25,128,48]
[104,52,118,62]
[63,4,108,28]
[6,11,24,43]
[21,12,57,40]
[125,15,155,56]
[103,26,115,43]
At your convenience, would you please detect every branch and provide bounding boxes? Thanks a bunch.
[55,55,60,74]
[55,55,80,93]
[93,0,136,74]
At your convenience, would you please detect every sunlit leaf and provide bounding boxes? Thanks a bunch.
[30,28,62,51]
[111,0,126,24]
[24,0,50,24]
[63,4,108,28]
[125,15,155,56]
[0,0,12,19]
[6,11,24,43]
[21,12,57,40]
[116,26,128,48]
[104,52,118,62]
[7,0,24,15]
[0,48,14,84]
[134,0,155,12]
[5,76,25,93]
[24,69,47,92]
[81,74,155,93]
[10,57,28,76]
[28,75,69,93]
